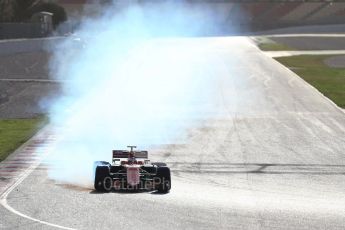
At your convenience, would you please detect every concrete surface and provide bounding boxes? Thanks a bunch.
[0,37,63,56]
[0,51,60,118]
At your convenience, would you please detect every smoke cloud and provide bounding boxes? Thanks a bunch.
[47,1,239,187]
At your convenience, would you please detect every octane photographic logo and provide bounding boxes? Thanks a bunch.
[101,177,169,192]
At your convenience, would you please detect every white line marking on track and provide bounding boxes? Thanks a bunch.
[0,78,63,83]
[262,34,345,38]
[0,161,76,230]
[0,129,76,230]
[264,50,345,58]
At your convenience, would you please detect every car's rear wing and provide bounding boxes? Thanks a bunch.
[112,150,148,159]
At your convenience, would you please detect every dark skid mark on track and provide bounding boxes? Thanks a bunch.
[173,170,345,175]
[169,163,345,175]
[167,162,345,167]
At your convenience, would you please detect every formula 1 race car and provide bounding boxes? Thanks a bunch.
[93,146,171,193]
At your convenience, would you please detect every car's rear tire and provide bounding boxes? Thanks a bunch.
[155,166,171,193]
[94,166,111,192]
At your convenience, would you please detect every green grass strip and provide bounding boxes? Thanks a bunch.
[275,55,345,108]
[0,116,47,162]
[258,42,294,51]
[254,36,294,51]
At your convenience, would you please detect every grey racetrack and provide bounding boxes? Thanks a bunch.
[1,36,345,229]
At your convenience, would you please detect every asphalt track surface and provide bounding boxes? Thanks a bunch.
[271,37,345,50]
[1,37,345,229]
